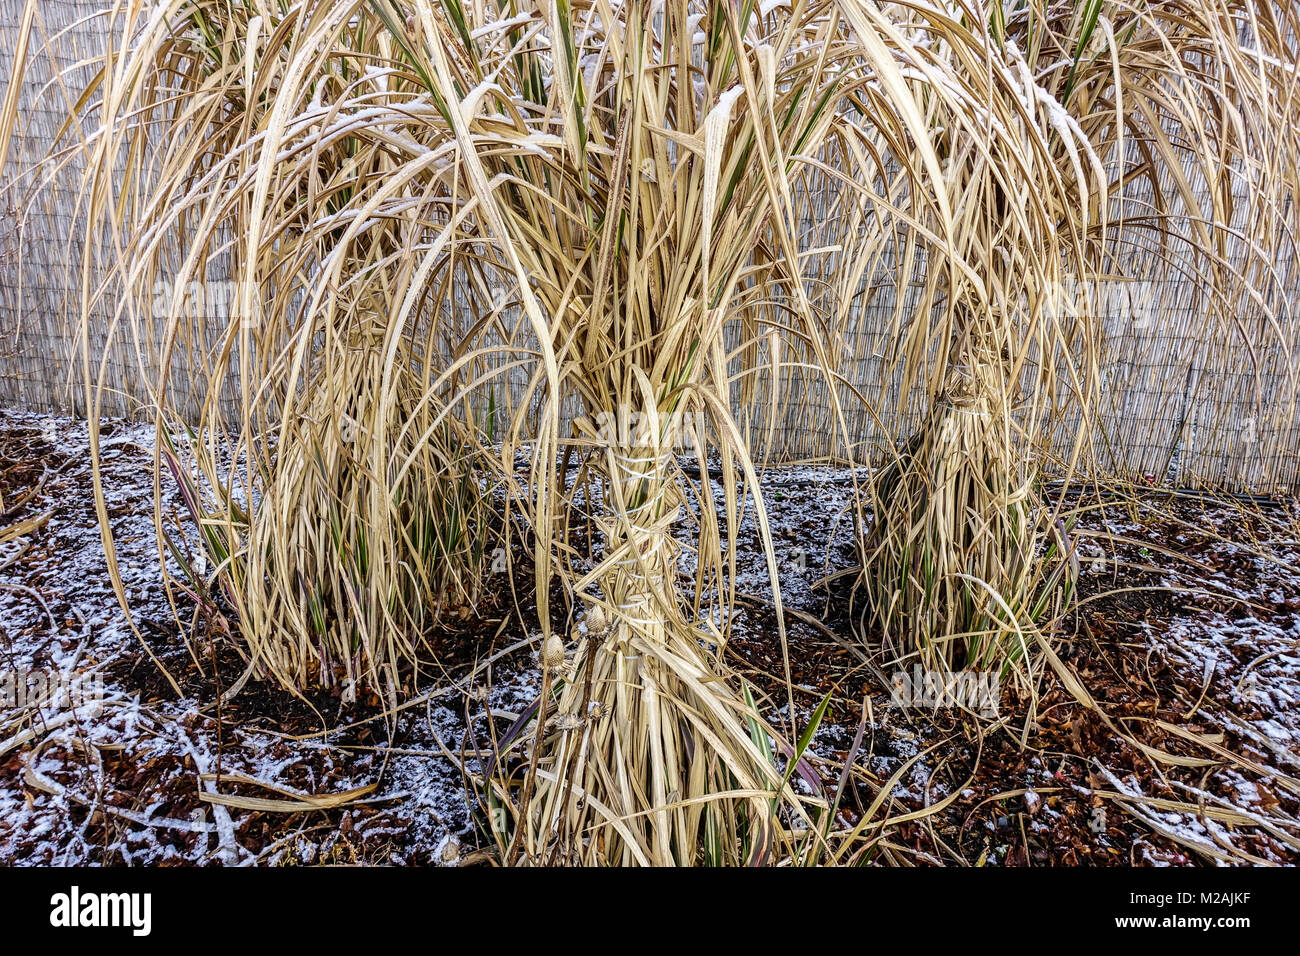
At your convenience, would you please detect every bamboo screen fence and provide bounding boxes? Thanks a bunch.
[2,1,1298,493]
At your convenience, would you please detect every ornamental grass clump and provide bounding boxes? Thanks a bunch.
[53,0,506,694]
[854,0,1300,707]
[7,0,1298,866]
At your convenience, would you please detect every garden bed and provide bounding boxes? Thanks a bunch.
[1,408,1297,865]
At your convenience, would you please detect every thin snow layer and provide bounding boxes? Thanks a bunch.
[0,410,516,865]
[1155,526,1300,773]
[1070,501,1300,861]
[2,409,1298,863]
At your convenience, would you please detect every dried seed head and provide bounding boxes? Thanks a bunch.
[437,835,460,863]
[542,634,567,669]
[585,603,608,634]
[553,713,584,731]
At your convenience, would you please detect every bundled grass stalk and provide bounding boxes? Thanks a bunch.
[855,0,1300,702]
[866,359,1053,679]
[509,404,795,866]
[457,0,1015,864]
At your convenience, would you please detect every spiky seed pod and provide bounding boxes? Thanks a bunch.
[542,634,567,669]
[584,603,607,636]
